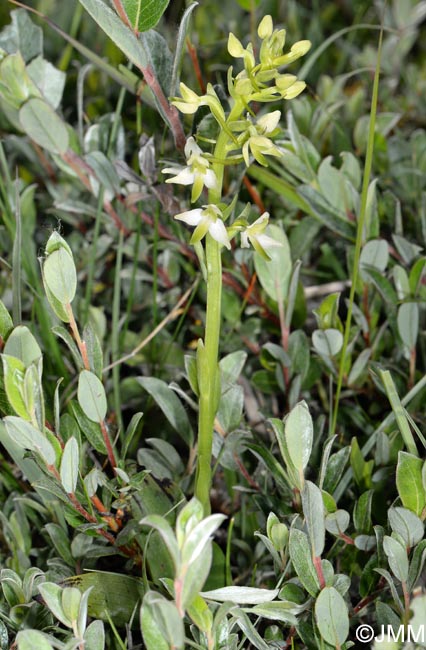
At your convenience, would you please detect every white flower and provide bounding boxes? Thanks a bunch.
[256,110,281,134]
[240,111,282,167]
[175,204,231,249]
[163,137,218,202]
[241,213,282,257]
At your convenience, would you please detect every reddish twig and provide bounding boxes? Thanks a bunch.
[243,175,266,213]
[186,37,206,93]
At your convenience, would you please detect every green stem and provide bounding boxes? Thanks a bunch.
[330,25,383,437]
[194,100,244,514]
[195,234,222,514]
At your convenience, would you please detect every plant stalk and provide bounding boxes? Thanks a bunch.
[194,101,243,514]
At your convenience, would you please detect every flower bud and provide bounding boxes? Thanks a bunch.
[257,15,273,39]
[228,33,245,58]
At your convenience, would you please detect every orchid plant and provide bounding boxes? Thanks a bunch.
[165,15,311,514]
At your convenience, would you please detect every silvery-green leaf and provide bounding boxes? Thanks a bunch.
[187,594,213,634]
[312,328,343,357]
[181,514,226,566]
[360,239,389,279]
[0,9,42,62]
[170,2,199,95]
[2,354,29,419]
[396,451,425,516]
[19,97,69,154]
[397,302,419,350]
[84,620,105,650]
[317,156,347,214]
[181,543,212,612]
[4,416,56,466]
[60,437,79,494]
[140,597,169,650]
[27,56,66,109]
[348,347,371,385]
[77,370,107,423]
[137,377,193,446]
[38,582,72,627]
[285,400,313,476]
[140,515,179,568]
[388,507,424,548]
[302,481,325,558]
[254,225,291,303]
[383,535,409,583]
[219,350,247,389]
[61,586,82,623]
[0,301,13,339]
[44,524,74,566]
[176,497,204,548]
[78,0,148,68]
[43,247,76,305]
[4,325,42,366]
[325,510,350,536]
[289,527,320,597]
[45,231,73,256]
[393,265,410,300]
[15,630,53,650]
[140,591,184,650]
[201,586,279,604]
[315,587,349,647]
[247,601,298,625]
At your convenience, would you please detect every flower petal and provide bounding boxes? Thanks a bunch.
[257,110,281,134]
[184,136,203,160]
[164,167,195,185]
[203,168,218,190]
[249,212,270,230]
[175,208,203,226]
[257,233,283,249]
[241,231,250,248]
[208,219,231,249]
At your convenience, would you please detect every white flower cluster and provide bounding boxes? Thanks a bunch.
[161,15,310,258]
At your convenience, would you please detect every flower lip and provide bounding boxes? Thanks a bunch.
[241,212,282,255]
[162,136,218,202]
[174,205,231,250]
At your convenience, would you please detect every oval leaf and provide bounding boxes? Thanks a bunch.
[200,586,279,604]
[43,248,77,306]
[383,535,409,583]
[315,586,349,647]
[60,437,79,494]
[302,481,325,558]
[396,451,425,516]
[312,328,343,357]
[19,97,69,154]
[4,416,56,466]
[285,400,313,476]
[78,370,107,422]
[137,377,193,445]
[16,630,54,650]
[254,224,291,303]
[288,527,320,597]
[397,302,419,350]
